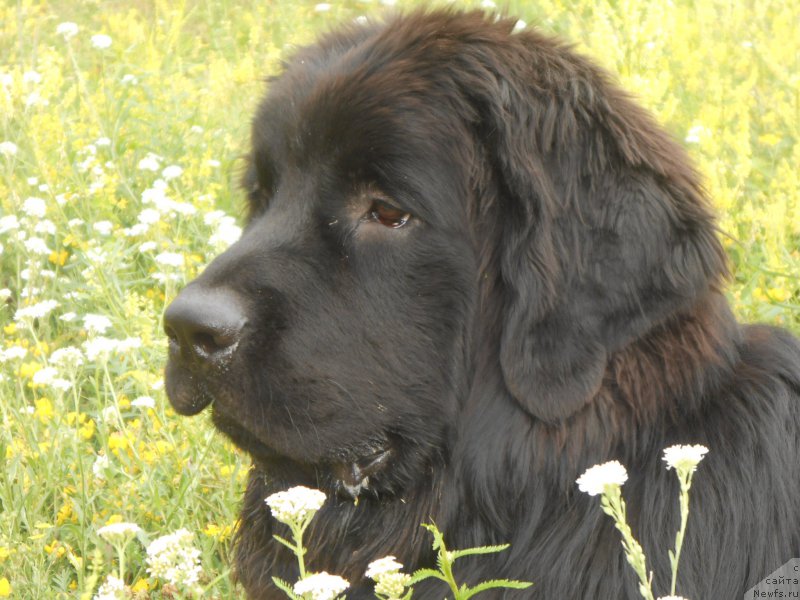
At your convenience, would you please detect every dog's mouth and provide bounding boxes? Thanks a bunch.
[330,448,393,500]
[210,407,395,500]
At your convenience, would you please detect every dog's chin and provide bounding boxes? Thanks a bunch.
[210,406,397,501]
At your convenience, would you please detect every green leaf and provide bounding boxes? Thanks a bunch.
[408,568,448,586]
[460,579,533,599]
[272,576,301,600]
[450,544,511,560]
[272,534,296,552]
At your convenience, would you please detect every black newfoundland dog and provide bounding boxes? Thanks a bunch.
[164,10,800,599]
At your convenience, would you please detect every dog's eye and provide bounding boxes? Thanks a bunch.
[368,200,411,228]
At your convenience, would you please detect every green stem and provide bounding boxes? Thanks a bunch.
[291,523,307,579]
[602,486,654,600]
[117,541,125,584]
[670,471,693,595]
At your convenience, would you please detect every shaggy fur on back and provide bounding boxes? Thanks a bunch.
[164,10,800,598]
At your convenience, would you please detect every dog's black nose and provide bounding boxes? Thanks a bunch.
[164,287,247,364]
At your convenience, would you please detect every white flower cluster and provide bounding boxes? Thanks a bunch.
[93,454,110,479]
[146,528,202,589]
[56,22,79,39]
[14,299,59,322]
[0,141,18,156]
[81,336,142,361]
[576,460,628,496]
[366,556,411,598]
[98,522,142,544]
[662,445,708,473]
[93,574,126,600]
[49,347,84,369]
[205,210,242,249]
[0,346,27,363]
[131,396,155,409]
[83,314,113,335]
[265,486,327,526]
[91,34,112,49]
[31,366,70,390]
[293,572,349,600]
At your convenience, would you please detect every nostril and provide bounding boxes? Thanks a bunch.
[163,287,247,364]
[191,329,239,357]
[165,325,179,344]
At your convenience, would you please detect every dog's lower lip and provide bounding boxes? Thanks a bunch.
[333,448,393,500]
[360,448,392,475]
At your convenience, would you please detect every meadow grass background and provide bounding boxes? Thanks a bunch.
[0,0,798,597]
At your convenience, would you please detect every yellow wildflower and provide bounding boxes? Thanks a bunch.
[56,500,74,525]
[48,249,69,266]
[0,577,11,597]
[19,361,42,379]
[79,418,96,441]
[34,397,54,423]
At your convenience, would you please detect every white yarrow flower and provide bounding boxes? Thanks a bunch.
[23,70,42,85]
[14,299,59,321]
[366,556,410,598]
[132,395,156,409]
[365,556,404,579]
[34,219,56,235]
[83,314,112,335]
[93,220,113,236]
[0,141,18,156]
[155,251,184,268]
[93,453,110,478]
[662,444,708,473]
[0,215,20,233]
[210,220,242,248]
[146,528,202,589]
[22,196,47,218]
[137,153,162,171]
[56,22,79,39]
[265,486,327,525]
[93,574,126,600]
[161,164,183,180]
[98,522,142,542]
[50,346,84,370]
[576,460,628,496]
[24,236,51,255]
[138,208,161,225]
[91,34,112,49]
[83,336,119,361]
[293,572,349,600]
[32,367,58,385]
[0,346,28,362]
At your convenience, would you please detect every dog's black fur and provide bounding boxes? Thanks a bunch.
[164,10,800,598]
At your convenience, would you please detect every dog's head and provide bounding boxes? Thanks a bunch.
[164,10,726,498]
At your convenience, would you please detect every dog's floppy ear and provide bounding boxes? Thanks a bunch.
[459,20,728,423]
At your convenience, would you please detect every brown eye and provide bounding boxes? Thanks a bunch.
[369,200,411,228]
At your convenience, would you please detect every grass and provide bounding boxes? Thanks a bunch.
[0,0,798,597]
